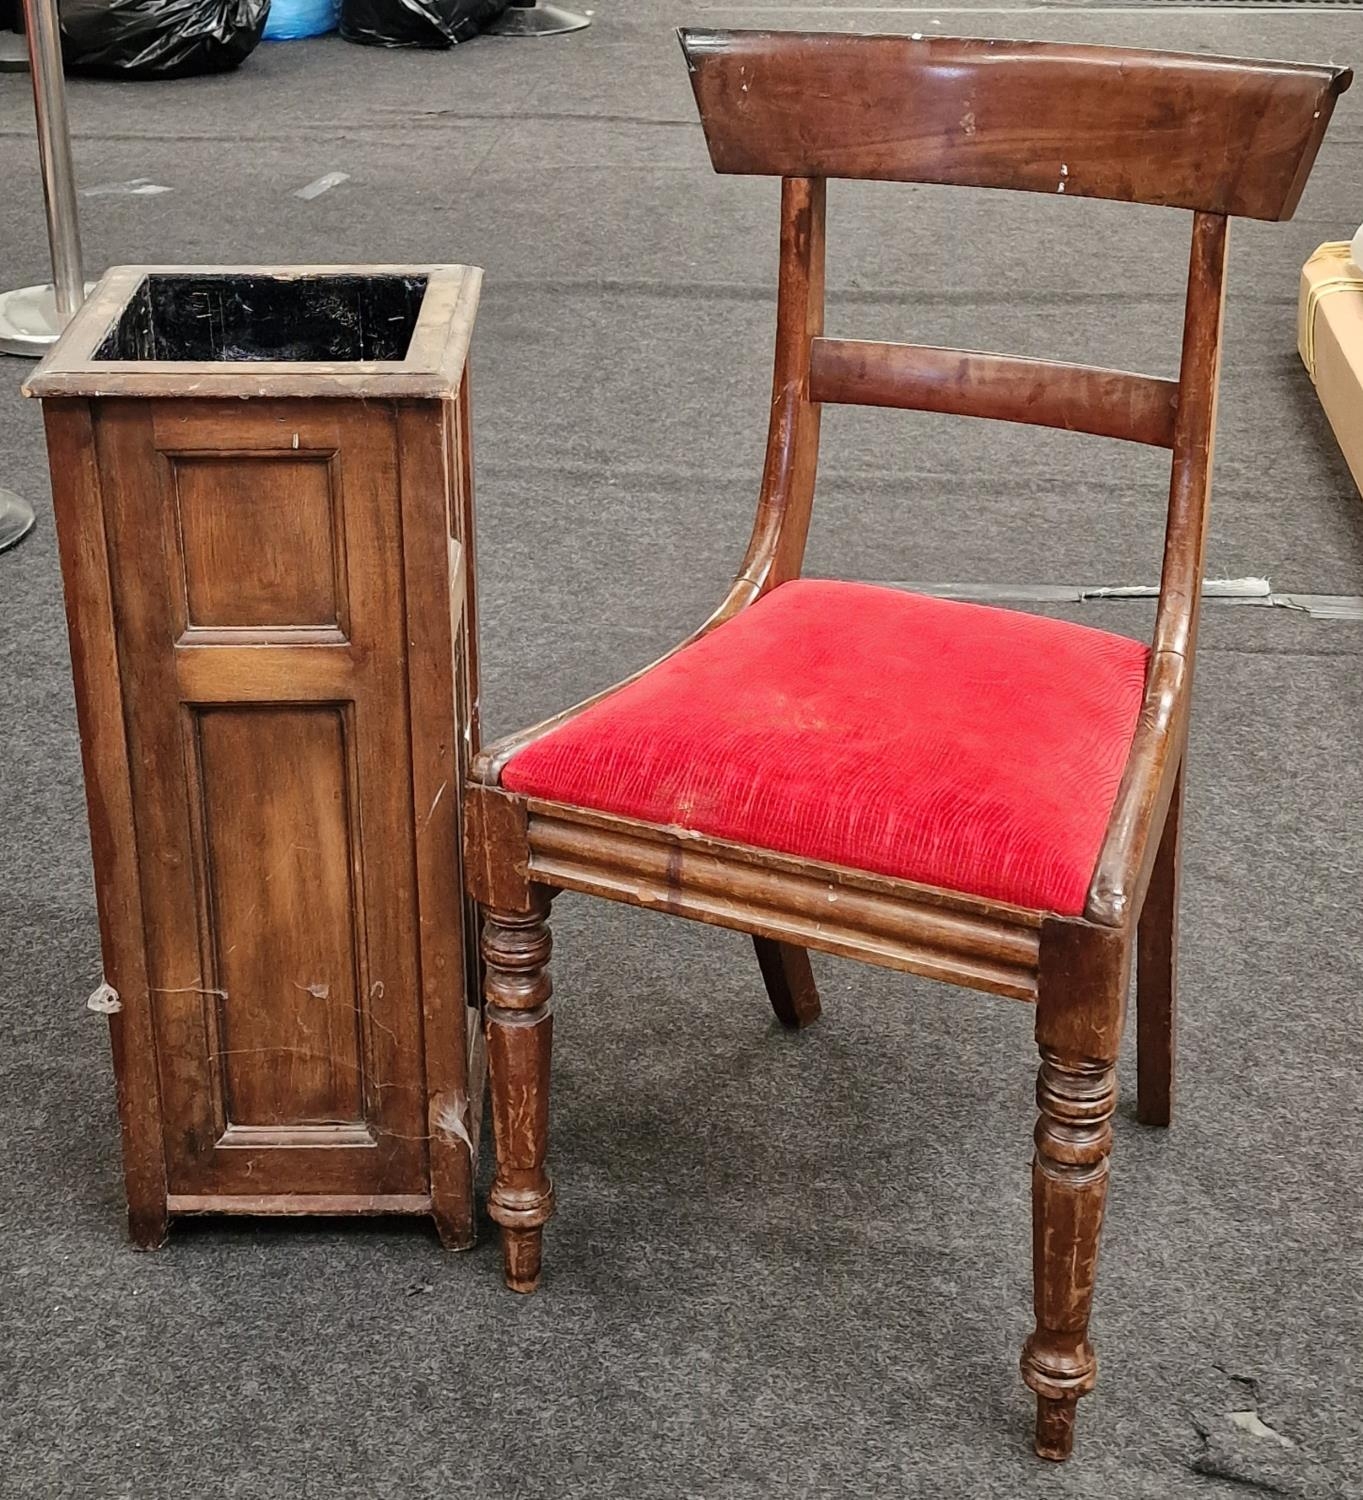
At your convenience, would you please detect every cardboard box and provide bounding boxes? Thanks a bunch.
[1299,240,1363,495]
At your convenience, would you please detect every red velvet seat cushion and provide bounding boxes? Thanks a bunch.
[501,580,1150,915]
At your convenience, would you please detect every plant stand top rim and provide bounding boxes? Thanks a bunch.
[24,263,483,402]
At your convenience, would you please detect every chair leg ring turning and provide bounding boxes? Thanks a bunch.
[483,893,557,1293]
[1020,1048,1116,1460]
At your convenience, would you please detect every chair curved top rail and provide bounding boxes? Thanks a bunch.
[679,29,1350,220]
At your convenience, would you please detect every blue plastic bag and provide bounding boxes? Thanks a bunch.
[264,0,336,39]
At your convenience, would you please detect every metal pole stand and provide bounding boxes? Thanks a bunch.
[0,489,36,552]
[0,0,89,358]
[487,0,590,37]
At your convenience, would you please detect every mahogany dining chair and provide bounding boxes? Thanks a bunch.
[464,29,1349,1459]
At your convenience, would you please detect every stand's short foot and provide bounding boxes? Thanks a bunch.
[433,1212,476,1251]
[502,1226,543,1293]
[1034,1395,1077,1461]
[128,1205,170,1250]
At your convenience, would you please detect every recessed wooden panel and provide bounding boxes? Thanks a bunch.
[195,705,366,1129]
[172,454,341,630]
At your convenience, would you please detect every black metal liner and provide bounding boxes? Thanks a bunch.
[94,273,429,363]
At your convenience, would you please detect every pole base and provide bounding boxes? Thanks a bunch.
[0,281,98,359]
[0,490,36,554]
[486,2,591,36]
[0,32,29,72]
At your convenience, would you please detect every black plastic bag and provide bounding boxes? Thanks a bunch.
[340,0,505,49]
[60,0,270,79]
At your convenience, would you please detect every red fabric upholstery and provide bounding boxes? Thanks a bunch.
[501,580,1150,914]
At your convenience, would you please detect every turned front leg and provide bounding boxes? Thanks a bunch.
[1021,1049,1117,1460]
[483,890,555,1293]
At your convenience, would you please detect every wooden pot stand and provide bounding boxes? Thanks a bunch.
[26,265,486,1248]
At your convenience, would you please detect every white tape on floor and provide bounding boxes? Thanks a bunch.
[870,578,1363,619]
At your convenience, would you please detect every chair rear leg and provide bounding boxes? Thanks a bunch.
[483,887,556,1293]
[1137,768,1182,1127]
[753,937,821,1029]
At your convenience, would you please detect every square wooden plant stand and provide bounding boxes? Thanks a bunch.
[25,265,486,1247]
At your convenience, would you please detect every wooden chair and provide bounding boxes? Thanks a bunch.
[464,30,1349,1459]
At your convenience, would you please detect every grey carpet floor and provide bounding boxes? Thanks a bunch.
[3,4,1363,1496]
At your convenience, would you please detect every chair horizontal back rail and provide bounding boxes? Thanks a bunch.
[680,29,1350,219]
[809,338,1180,447]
